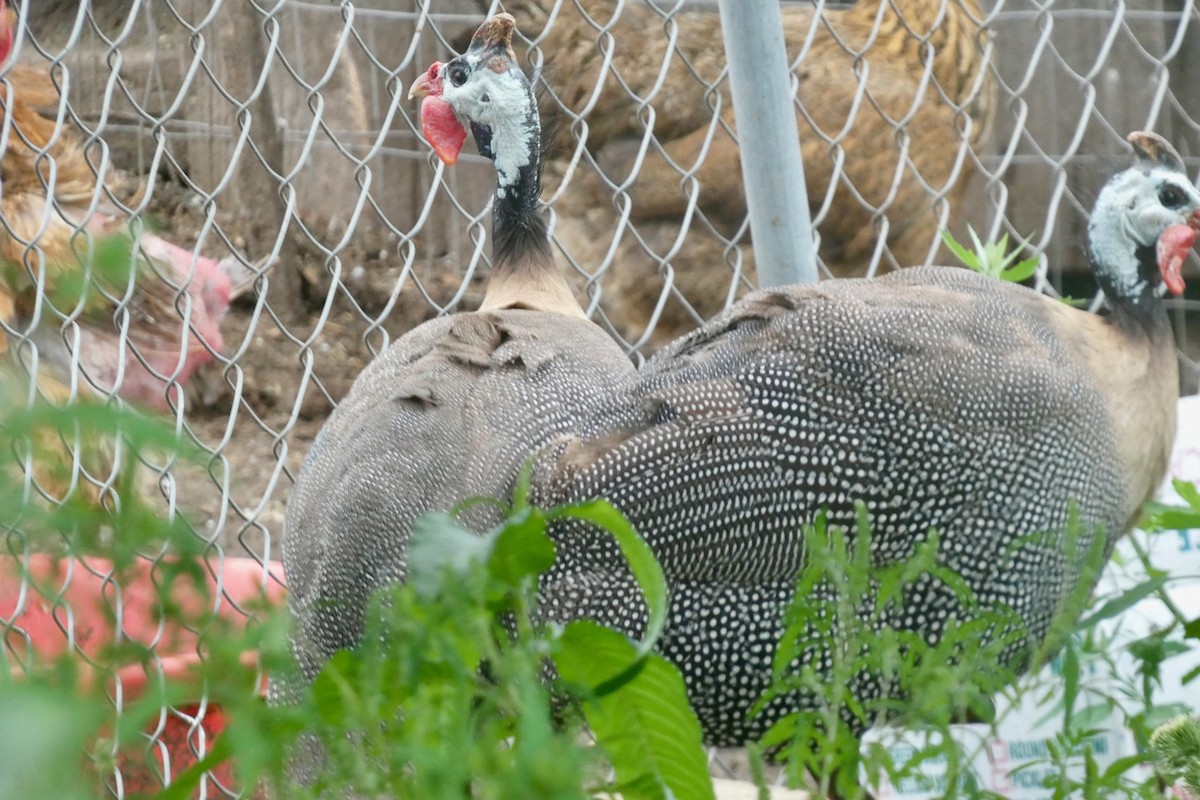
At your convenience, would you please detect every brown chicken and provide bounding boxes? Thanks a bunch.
[0,1,259,501]
[491,0,996,346]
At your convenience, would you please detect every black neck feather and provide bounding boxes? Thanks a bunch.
[489,98,556,271]
[493,160,553,268]
[1093,241,1169,338]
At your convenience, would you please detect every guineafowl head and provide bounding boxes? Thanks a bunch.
[408,13,538,198]
[410,13,557,276]
[1088,131,1200,302]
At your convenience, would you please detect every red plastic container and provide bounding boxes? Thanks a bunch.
[0,554,287,796]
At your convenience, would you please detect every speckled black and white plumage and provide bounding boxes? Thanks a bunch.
[527,135,1200,745]
[277,14,637,701]
[282,311,635,690]
[532,268,1126,743]
[282,32,1196,758]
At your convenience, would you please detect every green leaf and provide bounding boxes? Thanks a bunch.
[1144,487,1200,530]
[967,225,987,263]
[487,507,557,588]
[1184,616,1200,642]
[1002,256,1039,283]
[556,620,715,800]
[1076,575,1168,630]
[3,401,197,458]
[942,226,1039,282]
[552,499,667,656]
[407,512,493,597]
[1143,703,1196,731]
[1061,643,1080,728]
[0,684,106,800]
[310,650,361,728]
[512,459,535,512]
[1130,636,1191,665]
[1174,479,1200,510]
[1146,506,1200,531]
[941,229,981,271]
[151,737,234,800]
[755,715,797,753]
[1101,752,1152,782]
[1068,700,1118,737]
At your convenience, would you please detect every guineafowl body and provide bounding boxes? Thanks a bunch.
[280,15,635,692]
[534,267,1130,743]
[531,134,1196,744]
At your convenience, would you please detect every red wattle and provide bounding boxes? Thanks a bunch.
[1157,223,1194,296]
[420,95,468,166]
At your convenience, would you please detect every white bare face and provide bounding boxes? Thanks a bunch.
[1089,163,1200,296]
[438,54,537,197]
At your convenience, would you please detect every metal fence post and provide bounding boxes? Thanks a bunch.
[715,0,817,286]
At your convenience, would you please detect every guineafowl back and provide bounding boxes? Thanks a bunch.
[533,266,1129,745]
[281,309,635,690]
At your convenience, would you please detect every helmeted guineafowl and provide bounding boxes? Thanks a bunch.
[277,14,634,696]
[279,13,1196,752]
[531,131,1199,745]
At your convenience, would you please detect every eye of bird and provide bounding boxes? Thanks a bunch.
[447,62,469,88]
[1157,182,1187,209]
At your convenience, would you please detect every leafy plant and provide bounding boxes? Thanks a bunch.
[0,393,715,800]
[248,485,716,800]
[755,500,1200,800]
[0,394,231,798]
[754,506,1038,799]
[942,226,1040,283]
[1146,480,1200,550]
[1144,480,1200,657]
[4,391,1200,800]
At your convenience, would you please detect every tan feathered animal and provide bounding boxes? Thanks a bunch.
[490,0,995,345]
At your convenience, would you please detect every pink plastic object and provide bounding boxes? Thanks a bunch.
[0,554,287,794]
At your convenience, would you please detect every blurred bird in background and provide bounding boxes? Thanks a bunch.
[0,0,262,502]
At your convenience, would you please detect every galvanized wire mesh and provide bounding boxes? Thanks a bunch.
[2,0,1199,795]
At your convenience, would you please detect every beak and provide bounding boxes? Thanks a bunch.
[408,63,440,100]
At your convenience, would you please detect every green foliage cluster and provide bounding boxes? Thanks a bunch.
[250,483,715,800]
[0,401,714,800]
[1149,714,1200,794]
[757,510,1029,799]
[1,397,1199,799]
[941,227,1040,283]
[941,227,1095,306]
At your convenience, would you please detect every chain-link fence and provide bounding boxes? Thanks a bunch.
[2,0,1199,795]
